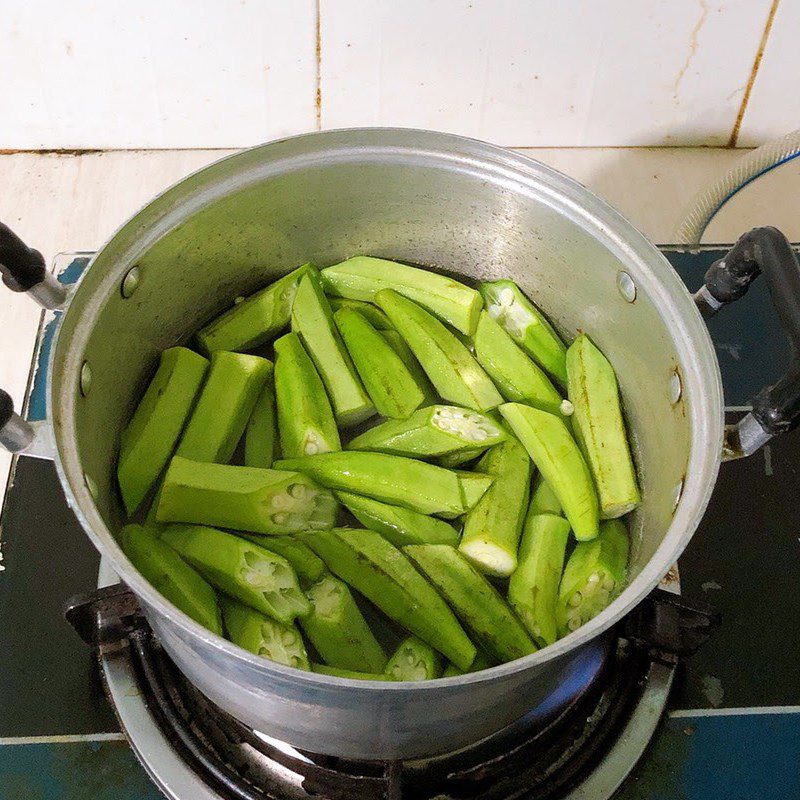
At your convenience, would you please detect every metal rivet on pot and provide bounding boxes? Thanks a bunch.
[121,267,140,298]
[84,472,99,500]
[669,370,682,404]
[617,271,636,303]
[79,362,92,396]
[673,479,684,510]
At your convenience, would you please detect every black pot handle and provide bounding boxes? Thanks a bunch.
[0,221,67,309]
[0,389,36,453]
[694,226,800,458]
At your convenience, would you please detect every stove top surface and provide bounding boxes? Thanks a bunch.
[0,249,798,800]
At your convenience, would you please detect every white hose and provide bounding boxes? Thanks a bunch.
[674,129,800,246]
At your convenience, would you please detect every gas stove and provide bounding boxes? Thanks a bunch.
[0,249,798,800]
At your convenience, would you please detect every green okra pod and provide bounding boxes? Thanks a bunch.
[161,525,311,623]
[244,375,277,468]
[321,256,483,335]
[336,491,460,547]
[379,329,439,406]
[508,512,570,647]
[384,636,443,681]
[274,452,464,517]
[327,297,394,330]
[299,574,387,673]
[291,273,374,426]
[457,439,531,577]
[375,290,503,412]
[311,663,392,681]
[221,597,310,670]
[121,524,222,635]
[441,651,495,677]
[498,403,599,541]
[436,446,490,469]
[566,334,640,519]
[196,264,314,354]
[479,280,567,385]
[117,347,209,515]
[455,471,494,511]
[528,475,563,516]
[557,519,629,637]
[404,545,536,664]
[274,332,341,458]
[176,351,272,464]
[157,457,338,534]
[235,534,326,587]
[334,308,425,419]
[300,528,476,670]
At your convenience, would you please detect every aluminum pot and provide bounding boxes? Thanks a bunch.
[1,129,798,760]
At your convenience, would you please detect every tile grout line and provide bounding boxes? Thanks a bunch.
[727,0,781,147]
[315,0,322,131]
[0,733,126,745]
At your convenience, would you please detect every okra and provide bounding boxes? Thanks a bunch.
[404,545,536,663]
[300,528,476,670]
[458,440,531,577]
[274,333,341,458]
[235,534,326,587]
[160,525,311,623]
[529,475,563,516]
[566,334,641,519]
[176,351,272,464]
[291,273,374,425]
[121,524,222,635]
[384,636,442,681]
[508,512,570,647]
[274,452,464,517]
[498,403,599,541]
[196,264,313,354]
[455,471,494,511]
[311,663,392,681]
[436,446,489,469]
[336,491,460,547]
[479,280,567,385]
[244,376,277,468]
[347,405,506,457]
[375,290,503,412]
[334,308,425,419]
[557,520,629,637]
[327,297,394,330]
[117,347,208,515]
[441,651,495,677]
[379,329,439,405]
[157,456,338,534]
[472,311,564,415]
[221,597,310,670]
[299,574,387,673]
[321,256,483,335]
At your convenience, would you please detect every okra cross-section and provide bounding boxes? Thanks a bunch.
[300,528,476,670]
[160,525,311,623]
[321,256,483,336]
[376,290,503,412]
[157,456,338,534]
[274,452,464,517]
[348,405,506,458]
[235,534,326,587]
[384,636,443,681]
[404,545,536,664]
[274,332,341,458]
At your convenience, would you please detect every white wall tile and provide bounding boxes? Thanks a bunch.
[320,0,771,147]
[0,0,317,149]
[737,0,800,146]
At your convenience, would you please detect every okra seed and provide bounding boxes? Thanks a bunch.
[272,494,291,510]
[305,441,320,455]
[289,656,302,667]
[499,288,515,305]
[560,399,574,416]
[258,647,272,657]
[602,577,615,591]
[568,616,582,631]
[288,483,307,499]
[488,305,501,319]
[282,631,298,646]
[272,512,289,525]
[569,592,582,607]
[587,573,600,585]
[474,429,489,441]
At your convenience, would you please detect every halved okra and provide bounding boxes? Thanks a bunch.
[291,273,375,426]
[455,471,494,511]
[117,347,208,515]
[498,403,599,541]
[334,308,425,419]
[311,663,392,681]
[384,636,443,681]
[379,329,439,405]
[566,334,640,519]
[375,290,503,412]
[327,297,394,330]
[458,439,531,577]
[121,524,223,635]
[404,545,536,664]
[556,520,629,637]
[472,311,564,415]
[441,651,495,677]
[347,405,506,458]
[479,280,567,385]
[274,452,464,517]
[176,351,272,464]
[221,597,310,670]
[508,512,570,647]
[244,375,277,468]
[299,574,387,673]
[160,525,311,623]
[528,474,563,516]
[300,528,476,670]
[321,256,483,336]
[336,491,460,547]
[196,264,314,354]
[157,456,338,534]
[235,534,326,587]
[274,332,341,458]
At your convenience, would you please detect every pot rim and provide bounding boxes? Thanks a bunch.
[48,127,724,690]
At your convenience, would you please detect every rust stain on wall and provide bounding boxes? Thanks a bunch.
[672,0,710,104]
